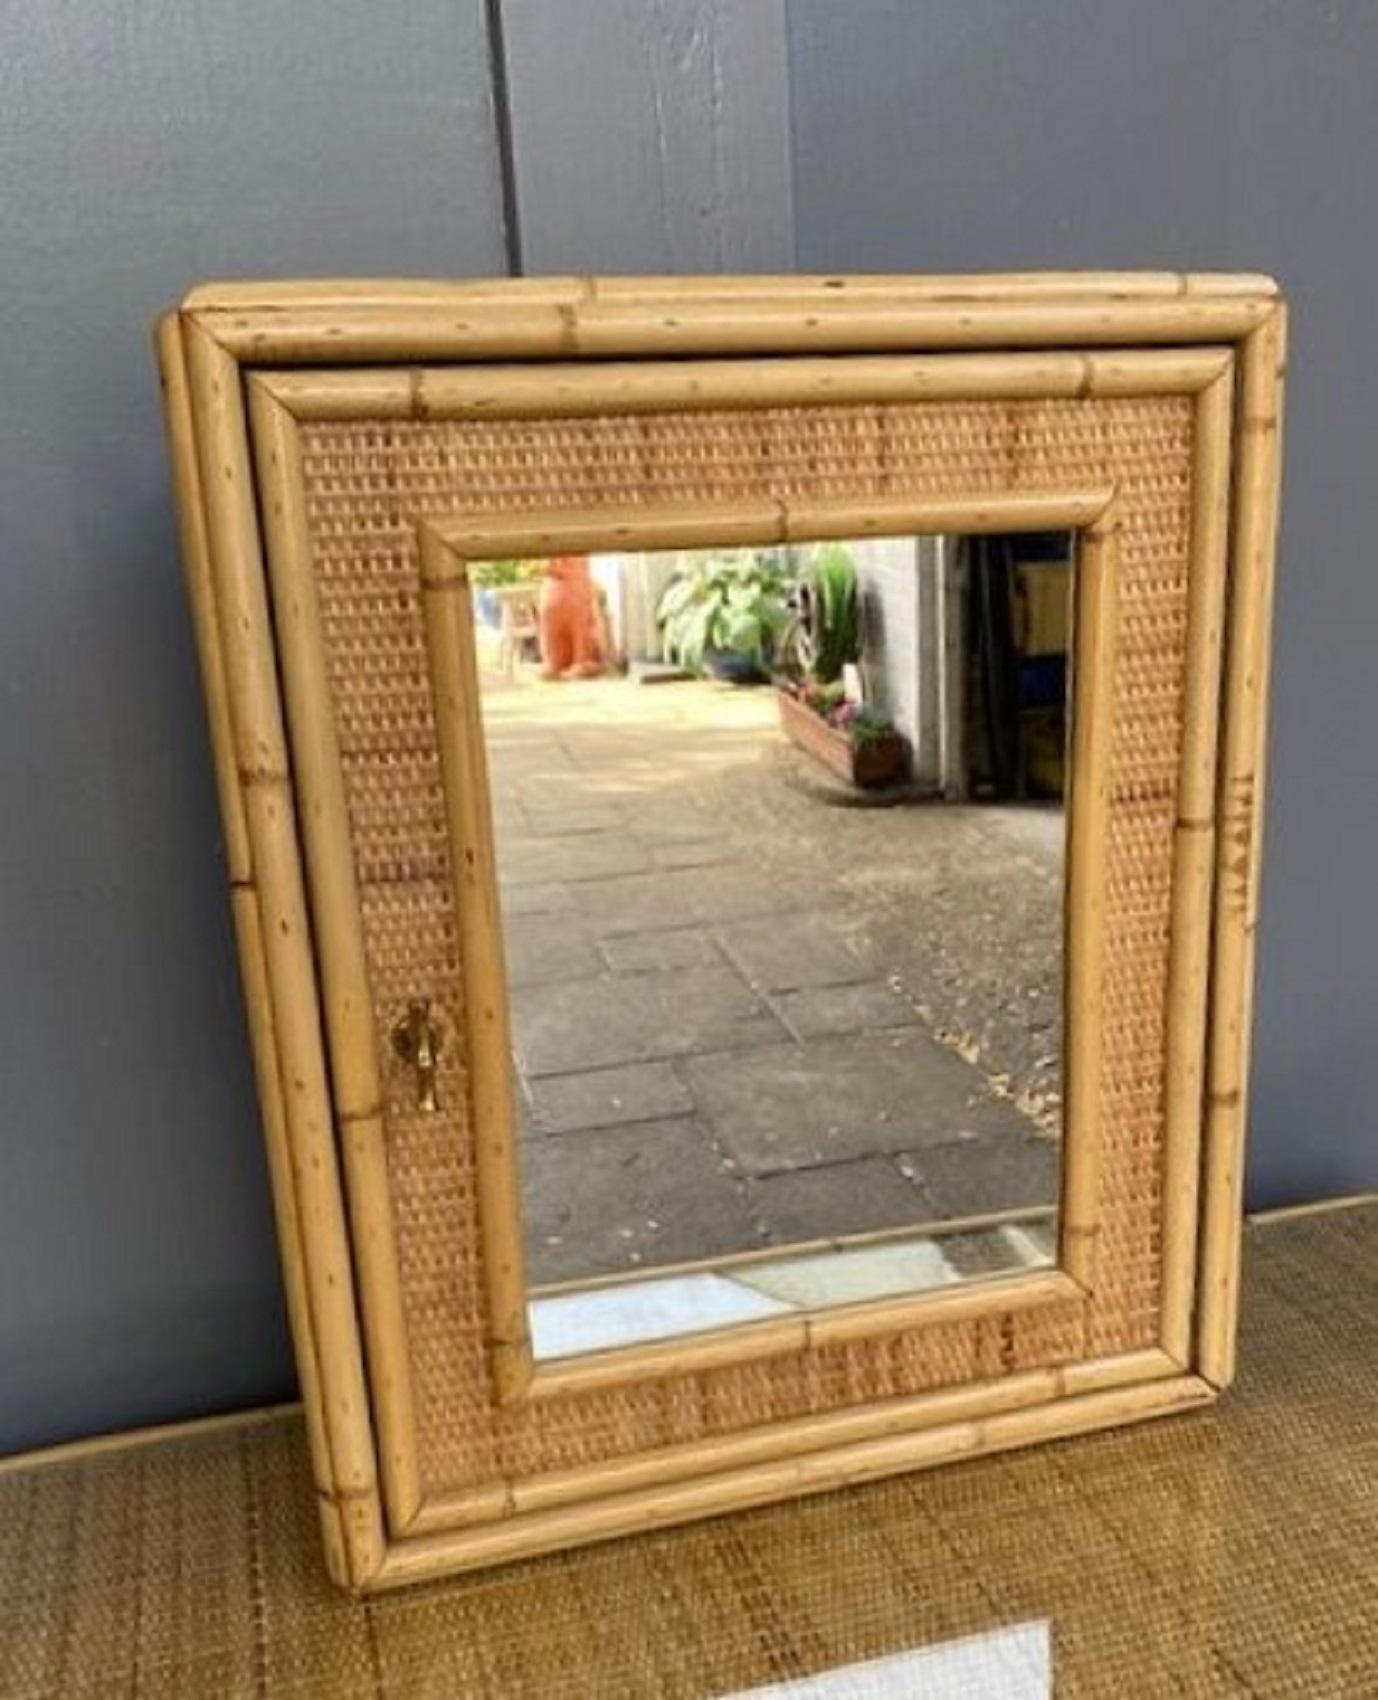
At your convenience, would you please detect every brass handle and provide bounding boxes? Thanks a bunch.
[391,1000,442,1113]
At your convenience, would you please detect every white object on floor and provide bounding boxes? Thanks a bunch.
[719,1618,1051,1698]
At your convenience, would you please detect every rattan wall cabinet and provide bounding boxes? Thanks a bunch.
[157,274,1285,1592]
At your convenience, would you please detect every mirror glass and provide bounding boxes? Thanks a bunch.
[469,531,1074,1359]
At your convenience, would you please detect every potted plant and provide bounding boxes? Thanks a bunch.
[777,679,909,788]
[657,550,793,683]
[775,545,909,788]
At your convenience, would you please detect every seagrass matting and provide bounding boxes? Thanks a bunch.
[299,394,1192,1495]
[2,1203,1374,1698]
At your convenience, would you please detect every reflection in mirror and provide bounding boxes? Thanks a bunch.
[468,532,1074,1360]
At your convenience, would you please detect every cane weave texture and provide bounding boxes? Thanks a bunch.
[296,392,1193,1497]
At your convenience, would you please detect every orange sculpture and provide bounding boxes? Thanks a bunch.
[538,555,606,678]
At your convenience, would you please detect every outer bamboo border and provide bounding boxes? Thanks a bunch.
[156,318,351,1586]
[178,320,387,1588]
[155,275,1284,1591]
[186,271,1276,311]
[1197,305,1288,1386]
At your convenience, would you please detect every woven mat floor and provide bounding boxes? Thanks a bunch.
[2,1204,1375,1698]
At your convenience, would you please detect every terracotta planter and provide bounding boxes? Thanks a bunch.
[776,689,909,788]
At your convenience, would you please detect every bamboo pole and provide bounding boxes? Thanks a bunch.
[156,315,349,1584]
[1059,513,1121,1289]
[377,1373,1213,1588]
[528,1269,1079,1402]
[183,319,385,1587]
[191,293,1276,364]
[257,347,1232,423]
[410,1345,1179,1537]
[183,270,1277,316]
[229,892,348,1583]
[1198,305,1287,1388]
[1159,366,1235,1363]
[418,530,533,1406]
[248,380,422,1529]
[780,492,1116,544]
[803,1271,1079,1353]
[155,316,251,884]
[431,492,1115,569]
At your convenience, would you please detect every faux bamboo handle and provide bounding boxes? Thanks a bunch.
[391,1000,442,1113]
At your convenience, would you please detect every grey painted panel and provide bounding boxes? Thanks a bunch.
[502,0,794,273]
[0,0,507,1450]
[787,0,1378,1203]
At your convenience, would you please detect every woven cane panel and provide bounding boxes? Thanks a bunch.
[299,392,1192,1498]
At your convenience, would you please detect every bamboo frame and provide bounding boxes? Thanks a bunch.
[180,319,387,1588]
[155,274,1284,1591]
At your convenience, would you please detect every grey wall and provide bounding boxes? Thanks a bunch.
[0,0,509,1452]
[787,0,1378,1206]
[502,0,793,272]
[2,0,1372,1452]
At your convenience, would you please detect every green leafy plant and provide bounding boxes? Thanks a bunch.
[799,543,860,684]
[472,558,543,589]
[657,551,793,676]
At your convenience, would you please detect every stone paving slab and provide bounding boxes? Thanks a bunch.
[567,863,813,936]
[502,914,604,988]
[513,804,626,837]
[522,1117,760,1284]
[597,928,723,975]
[526,1060,695,1136]
[774,979,918,1039]
[500,830,653,887]
[907,1131,1059,1218]
[499,881,575,918]
[512,964,790,1077]
[745,1155,939,1246]
[598,803,721,844]
[714,914,873,992]
[648,839,737,870]
[679,1028,1039,1176]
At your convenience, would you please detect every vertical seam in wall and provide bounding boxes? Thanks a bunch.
[484,0,524,276]
[779,0,802,269]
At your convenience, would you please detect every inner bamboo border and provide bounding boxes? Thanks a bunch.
[417,486,1119,1410]
[156,277,1284,1591]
